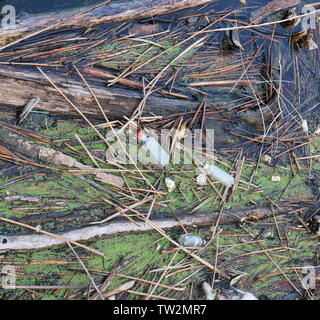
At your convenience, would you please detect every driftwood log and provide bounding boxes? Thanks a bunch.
[0,0,218,118]
[0,65,199,118]
[0,207,287,252]
[0,0,218,43]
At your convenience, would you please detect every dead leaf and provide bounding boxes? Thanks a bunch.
[129,23,162,36]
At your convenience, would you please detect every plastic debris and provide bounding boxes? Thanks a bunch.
[301,119,309,133]
[196,174,207,186]
[178,234,206,247]
[263,154,272,164]
[203,163,235,188]
[202,282,215,300]
[271,176,281,182]
[137,129,170,167]
[165,177,176,192]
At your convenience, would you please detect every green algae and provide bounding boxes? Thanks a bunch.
[0,111,319,300]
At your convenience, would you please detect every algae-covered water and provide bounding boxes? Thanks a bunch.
[0,0,319,300]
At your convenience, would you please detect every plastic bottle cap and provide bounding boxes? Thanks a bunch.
[137,130,144,137]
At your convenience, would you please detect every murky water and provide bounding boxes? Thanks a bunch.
[0,0,316,14]
[0,0,100,13]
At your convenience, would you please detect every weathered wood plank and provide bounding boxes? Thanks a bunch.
[0,66,199,118]
[0,0,218,41]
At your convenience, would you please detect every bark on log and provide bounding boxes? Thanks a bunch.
[0,0,218,41]
[0,130,125,188]
[0,66,199,118]
[0,207,287,252]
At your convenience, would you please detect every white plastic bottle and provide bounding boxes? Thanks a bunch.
[178,234,206,247]
[137,130,170,167]
[203,162,234,188]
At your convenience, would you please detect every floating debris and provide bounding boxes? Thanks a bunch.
[187,16,199,24]
[0,131,124,188]
[177,121,188,140]
[221,23,244,51]
[4,195,41,203]
[129,23,162,36]
[202,282,215,300]
[263,154,272,164]
[301,119,309,133]
[17,97,40,125]
[291,30,318,51]
[0,0,319,301]
[271,176,281,182]
[279,8,301,29]
[178,234,206,247]
[165,177,176,192]
[137,129,170,167]
[196,174,207,186]
[203,163,234,188]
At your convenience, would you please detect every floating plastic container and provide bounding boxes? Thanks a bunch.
[178,234,206,247]
[203,163,234,188]
[137,130,170,167]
